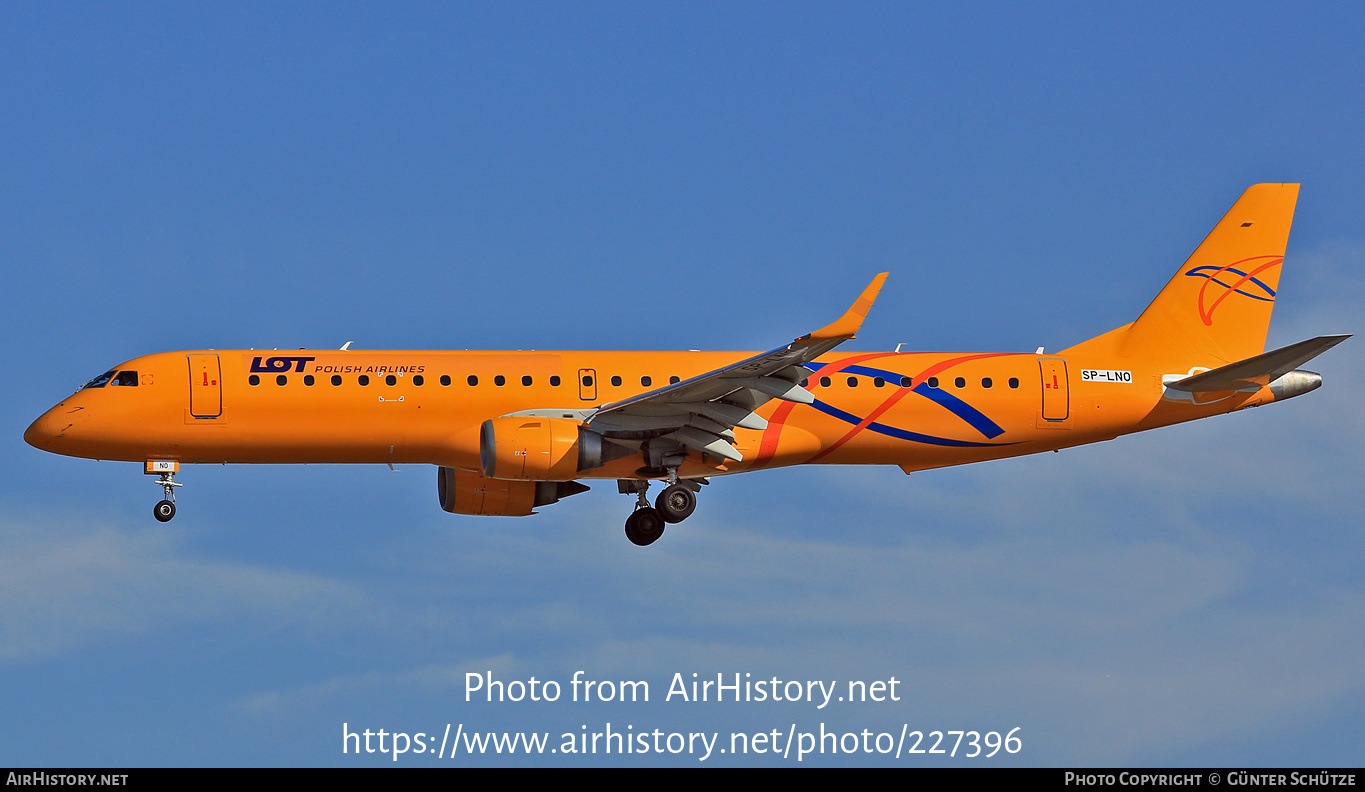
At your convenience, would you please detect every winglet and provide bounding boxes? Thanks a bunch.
[802,273,889,342]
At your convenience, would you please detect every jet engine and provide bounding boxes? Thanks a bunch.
[437,466,588,516]
[479,416,633,480]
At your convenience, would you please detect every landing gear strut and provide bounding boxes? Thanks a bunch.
[618,474,704,546]
[619,479,664,546]
[146,461,182,522]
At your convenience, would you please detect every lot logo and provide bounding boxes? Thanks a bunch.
[250,356,316,373]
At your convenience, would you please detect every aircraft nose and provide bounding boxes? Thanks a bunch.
[24,405,69,451]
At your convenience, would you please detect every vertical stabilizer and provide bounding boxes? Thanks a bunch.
[1115,183,1299,365]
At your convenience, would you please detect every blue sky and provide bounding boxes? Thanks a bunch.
[2,2,1362,766]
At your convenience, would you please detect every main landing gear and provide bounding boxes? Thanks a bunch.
[624,504,665,547]
[618,475,703,547]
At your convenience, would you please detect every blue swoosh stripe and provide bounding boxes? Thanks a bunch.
[801,363,903,381]
[1185,266,1277,300]
[804,363,1006,439]
[809,399,1010,448]
[911,384,1006,439]
[842,364,904,381]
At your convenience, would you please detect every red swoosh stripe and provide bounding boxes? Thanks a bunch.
[1197,255,1282,326]
[754,351,1012,467]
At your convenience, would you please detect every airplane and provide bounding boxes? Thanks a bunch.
[24,183,1349,546]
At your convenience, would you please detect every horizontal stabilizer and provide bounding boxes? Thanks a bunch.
[1166,334,1351,392]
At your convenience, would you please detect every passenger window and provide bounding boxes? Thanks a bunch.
[1009,377,1020,389]
[385,375,397,386]
[550,375,561,386]
[981,377,992,388]
[954,377,966,388]
[900,376,912,387]
[611,375,622,387]
[467,375,478,386]
[331,375,342,386]
[582,375,594,387]
[413,375,424,386]
[641,376,652,387]
[276,375,287,386]
[847,376,858,387]
[440,375,451,386]
[873,377,885,388]
[249,375,260,386]
[670,376,680,384]
[494,375,505,386]
[522,375,532,386]
[927,377,939,388]
[304,375,315,386]
[820,377,831,387]
[112,371,138,387]
[358,375,370,386]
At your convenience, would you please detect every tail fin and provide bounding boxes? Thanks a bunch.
[1068,184,1300,365]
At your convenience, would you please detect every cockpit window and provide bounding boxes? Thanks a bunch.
[110,371,139,387]
[80,370,117,390]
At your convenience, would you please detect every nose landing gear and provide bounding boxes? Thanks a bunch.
[145,460,182,522]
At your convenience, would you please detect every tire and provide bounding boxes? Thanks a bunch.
[655,483,697,524]
[153,500,176,522]
[624,507,665,546]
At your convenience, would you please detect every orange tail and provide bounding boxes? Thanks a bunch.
[1065,183,1300,367]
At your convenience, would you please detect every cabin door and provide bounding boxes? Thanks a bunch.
[1039,358,1069,422]
[188,354,223,418]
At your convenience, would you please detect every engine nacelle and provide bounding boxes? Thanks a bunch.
[437,467,589,516]
[480,416,634,480]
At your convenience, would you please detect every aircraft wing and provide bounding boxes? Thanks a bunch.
[584,273,889,462]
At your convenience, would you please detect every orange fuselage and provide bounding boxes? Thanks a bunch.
[25,347,1264,480]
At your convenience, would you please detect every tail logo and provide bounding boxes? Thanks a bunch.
[1186,255,1281,326]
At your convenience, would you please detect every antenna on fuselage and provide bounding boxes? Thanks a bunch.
[340,341,354,351]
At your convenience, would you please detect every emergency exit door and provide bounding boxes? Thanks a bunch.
[1039,358,1069,422]
[188,354,222,418]
[578,368,597,401]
